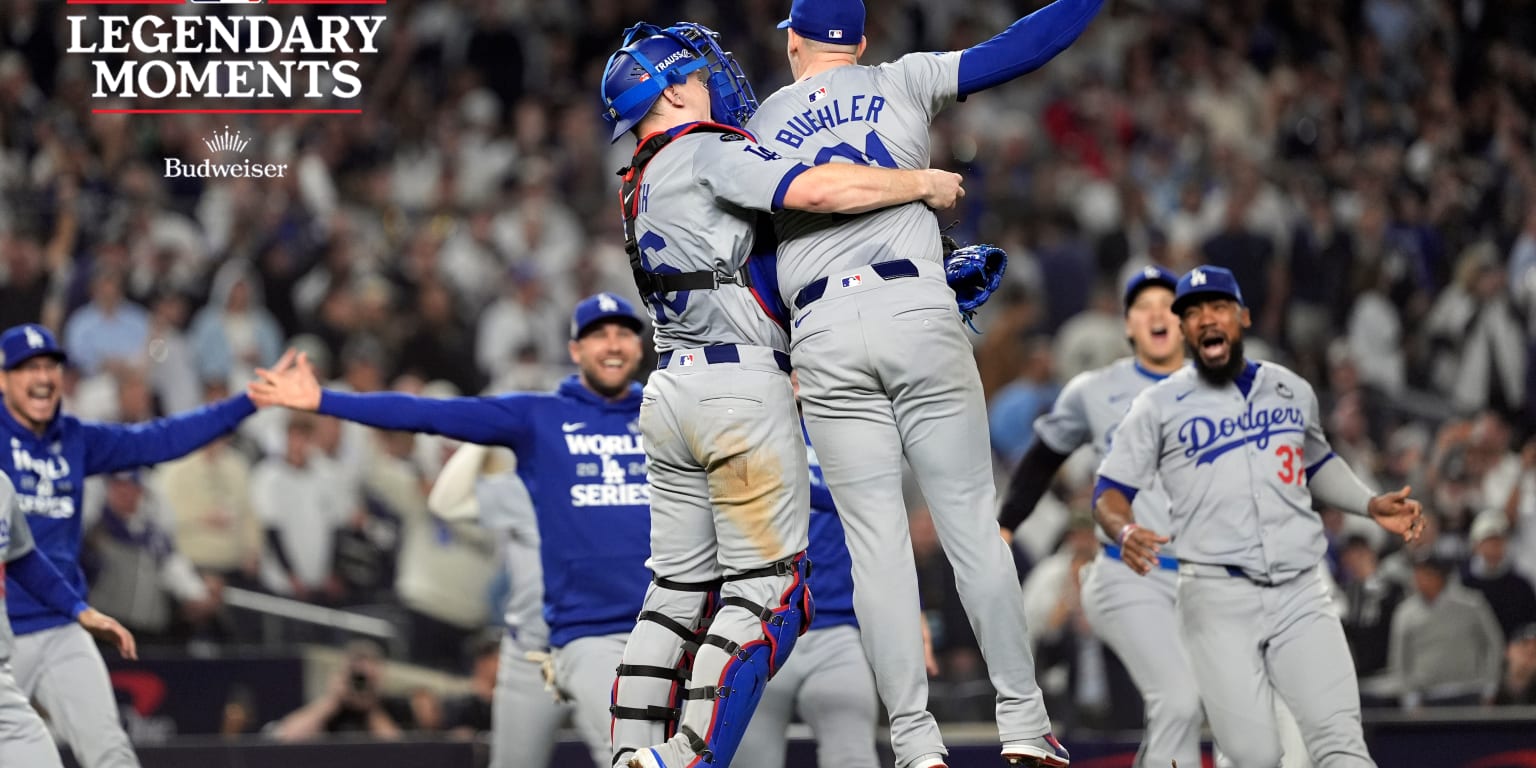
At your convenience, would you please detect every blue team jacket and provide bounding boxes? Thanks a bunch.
[1,394,256,635]
[319,376,652,648]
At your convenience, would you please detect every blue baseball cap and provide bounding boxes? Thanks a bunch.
[1123,265,1178,312]
[1172,266,1246,316]
[777,0,865,45]
[570,294,645,340]
[0,324,67,371]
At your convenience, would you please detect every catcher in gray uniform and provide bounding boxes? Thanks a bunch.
[998,267,1202,768]
[1095,266,1424,768]
[747,0,1103,765]
[599,21,962,768]
[0,473,136,767]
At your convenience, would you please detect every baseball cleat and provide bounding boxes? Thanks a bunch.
[1002,733,1071,767]
[911,755,949,768]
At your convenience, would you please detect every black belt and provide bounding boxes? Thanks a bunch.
[657,344,791,374]
[793,259,920,310]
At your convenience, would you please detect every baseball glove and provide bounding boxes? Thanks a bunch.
[943,239,1007,331]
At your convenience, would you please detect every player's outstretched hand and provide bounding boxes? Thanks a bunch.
[1368,485,1425,543]
[78,608,138,661]
[1118,524,1170,576]
[250,349,323,411]
[920,169,965,210]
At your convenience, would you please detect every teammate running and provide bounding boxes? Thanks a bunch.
[0,323,259,768]
[997,267,1199,767]
[251,295,651,768]
[1095,266,1424,767]
[598,21,960,768]
[746,0,1103,764]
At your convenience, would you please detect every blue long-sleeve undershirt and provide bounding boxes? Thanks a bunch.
[957,0,1105,96]
[8,549,88,620]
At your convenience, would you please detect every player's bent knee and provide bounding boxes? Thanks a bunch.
[1146,686,1204,727]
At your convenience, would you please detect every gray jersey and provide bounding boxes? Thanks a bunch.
[1033,357,1179,553]
[0,474,33,662]
[1098,362,1333,582]
[746,52,962,301]
[632,131,809,353]
[477,471,548,649]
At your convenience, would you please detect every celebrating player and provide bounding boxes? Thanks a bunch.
[598,21,961,768]
[1094,266,1424,768]
[746,0,1103,764]
[998,267,1204,767]
[424,444,570,768]
[0,323,260,768]
[0,472,137,768]
[251,295,651,768]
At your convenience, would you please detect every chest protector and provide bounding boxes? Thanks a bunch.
[618,123,791,330]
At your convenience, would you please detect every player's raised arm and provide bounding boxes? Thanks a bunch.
[956,0,1105,97]
[249,350,532,448]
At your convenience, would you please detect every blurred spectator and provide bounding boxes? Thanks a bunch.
[1461,510,1536,639]
[270,639,403,741]
[438,633,500,737]
[1020,516,1133,729]
[1388,556,1504,708]
[1423,244,1526,417]
[189,259,284,391]
[1338,535,1403,679]
[1506,438,1536,580]
[252,412,353,603]
[83,471,218,645]
[370,428,498,671]
[475,268,568,379]
[1051,284,1124,383]
[152,387,261,589]
[396,280,484,395]
[62,264,150,376]
[1495,624,1536,705]
[988,336,1058,466]
[144,291,202,416]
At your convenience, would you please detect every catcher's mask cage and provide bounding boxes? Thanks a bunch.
[600,22,759,143]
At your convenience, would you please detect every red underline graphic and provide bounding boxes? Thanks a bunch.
[92,108,363,114]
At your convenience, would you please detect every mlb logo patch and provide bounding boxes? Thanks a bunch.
[828,29,844,39]
[679,354,696,367]
[808,87,828,103]
[840,274,862,288]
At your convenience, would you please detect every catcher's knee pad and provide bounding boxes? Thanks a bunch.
[610,577,719,767]
[676,553,813,767]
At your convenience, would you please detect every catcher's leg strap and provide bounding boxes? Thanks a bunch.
[671,552,813,767]
[610,579,718,767]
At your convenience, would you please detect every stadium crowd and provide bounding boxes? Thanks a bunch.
[2,0,1536,741]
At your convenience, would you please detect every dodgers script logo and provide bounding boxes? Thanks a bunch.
[10,438,76,519]
[1178,403,1306,466]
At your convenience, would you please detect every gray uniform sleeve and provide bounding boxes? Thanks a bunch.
[1096,390,1161,490]
[1,477,31,563]
[693,134,811,213]
[1032,373,1091,455]
[1301,379,1334,466]
[887,51,962,124]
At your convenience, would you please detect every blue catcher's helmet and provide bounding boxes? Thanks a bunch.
[599,22,759,144]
